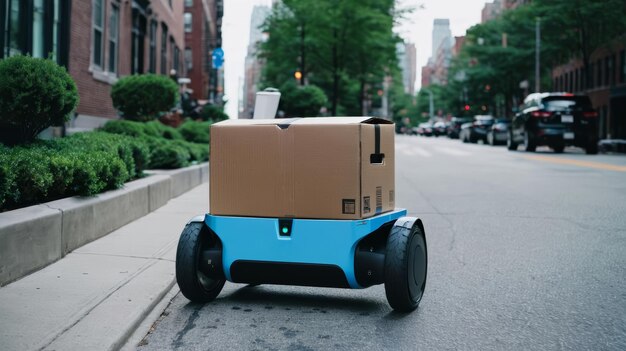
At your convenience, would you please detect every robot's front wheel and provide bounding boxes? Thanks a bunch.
[176,222,225,303]
[384,220,427,312]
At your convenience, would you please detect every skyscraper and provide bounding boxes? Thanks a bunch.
[431,19,451,60]
[241,5,271,118]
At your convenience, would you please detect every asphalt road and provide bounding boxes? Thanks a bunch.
[136,136,626,351]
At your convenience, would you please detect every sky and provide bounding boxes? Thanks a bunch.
[223,0,490,119]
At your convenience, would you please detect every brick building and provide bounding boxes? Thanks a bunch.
[1,0,186,128]
[552,36,626,139]
[184,0,223,104]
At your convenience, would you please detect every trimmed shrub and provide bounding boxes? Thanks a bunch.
[143,121,183,140]
[0,150,15,207]
[111,74,178,122]
[0,55,79,145]
[179,120,211,144]
[99,119,145,137]
[9,148,54,206]
[199,104,229,122]
[150,144,190,169]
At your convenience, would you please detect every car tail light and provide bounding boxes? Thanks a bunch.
[531,111,552,118]
[583,111,598,118]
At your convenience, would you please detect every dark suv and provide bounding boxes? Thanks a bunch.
[508,93,598,154]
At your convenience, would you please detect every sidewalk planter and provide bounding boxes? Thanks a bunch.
[0,163,208,287]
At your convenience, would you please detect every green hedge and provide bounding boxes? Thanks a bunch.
[101,119,209,169]
[1,119,212,211]
[178,120,211,144]
[0,132,150,211]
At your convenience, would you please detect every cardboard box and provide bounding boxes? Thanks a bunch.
[210,117,395,219]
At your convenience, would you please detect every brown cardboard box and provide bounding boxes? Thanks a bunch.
[210,117,395,219]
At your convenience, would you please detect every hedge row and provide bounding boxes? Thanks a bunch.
[0,132,149,210]
[100,120,210,169]
[0,120,211,211]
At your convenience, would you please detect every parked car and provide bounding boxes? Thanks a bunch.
[486,119,511,146]
[508,93,598,154]
[417,122,434,137]
[460,115,494,143]
[433,121,447,136]
[447,117,473,139]
[459,122,473,143]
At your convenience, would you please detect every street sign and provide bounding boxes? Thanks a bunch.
[212,48,224,69]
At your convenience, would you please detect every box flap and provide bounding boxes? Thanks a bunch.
[212,118,301,127]
[291,117,394,125]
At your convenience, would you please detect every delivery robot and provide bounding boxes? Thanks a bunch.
[174,90,427,312]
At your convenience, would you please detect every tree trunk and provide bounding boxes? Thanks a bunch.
[300,22,306,86]
[331,28,339,115]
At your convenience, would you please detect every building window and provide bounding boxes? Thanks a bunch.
[185,0,193,7]
[92,0,104,68]
[131,9,146,74]
[185,47,192,71]
[108,4,119,73]
[3,0,22,57]
[173,45,180,75]
[170,36,175,73]
[149,20,157,73]
[160,23,168,74]
[184,12,192,33]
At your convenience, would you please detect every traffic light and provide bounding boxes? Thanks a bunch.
[294,71,302,80]
[464,105,471,111]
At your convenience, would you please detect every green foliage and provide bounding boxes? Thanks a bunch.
[437,0,626,118]
[101,119,208,170]
[0,149,15,208]
[110,74,179,122]
[150,144,190,169]
[279,81,328,117]
[261,0,400,116]
[0,55,79,145]
[178,120,211,144]
[199,104,229,122]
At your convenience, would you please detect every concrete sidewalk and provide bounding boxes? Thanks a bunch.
[0,182,208,351]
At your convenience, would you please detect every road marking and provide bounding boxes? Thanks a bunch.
[523,155,626,172]
[434,147,472,157]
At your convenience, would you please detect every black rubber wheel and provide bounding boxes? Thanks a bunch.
[523,131,536,152]
[176,222,225,303]
[384,223,427,312]
[507,132,518,151]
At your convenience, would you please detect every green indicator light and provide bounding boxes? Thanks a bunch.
[282,227,289,234]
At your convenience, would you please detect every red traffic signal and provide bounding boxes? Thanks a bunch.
[464,105,471,111]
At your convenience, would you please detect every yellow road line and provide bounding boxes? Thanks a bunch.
[523,155,626,172]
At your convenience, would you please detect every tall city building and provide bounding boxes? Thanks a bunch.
[241,5,270,118]
[431,19,451,60]
[184,0,224,105]
[481,0,503,23]
[396,42,417,96]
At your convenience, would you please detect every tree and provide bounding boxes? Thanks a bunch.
[260,0,400,116]
[279,81,327,117]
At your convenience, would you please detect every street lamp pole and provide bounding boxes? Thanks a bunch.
[535,17,541,93]
[424,89,434,120]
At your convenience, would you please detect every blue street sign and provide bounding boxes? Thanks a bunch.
[212,47,224,69]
